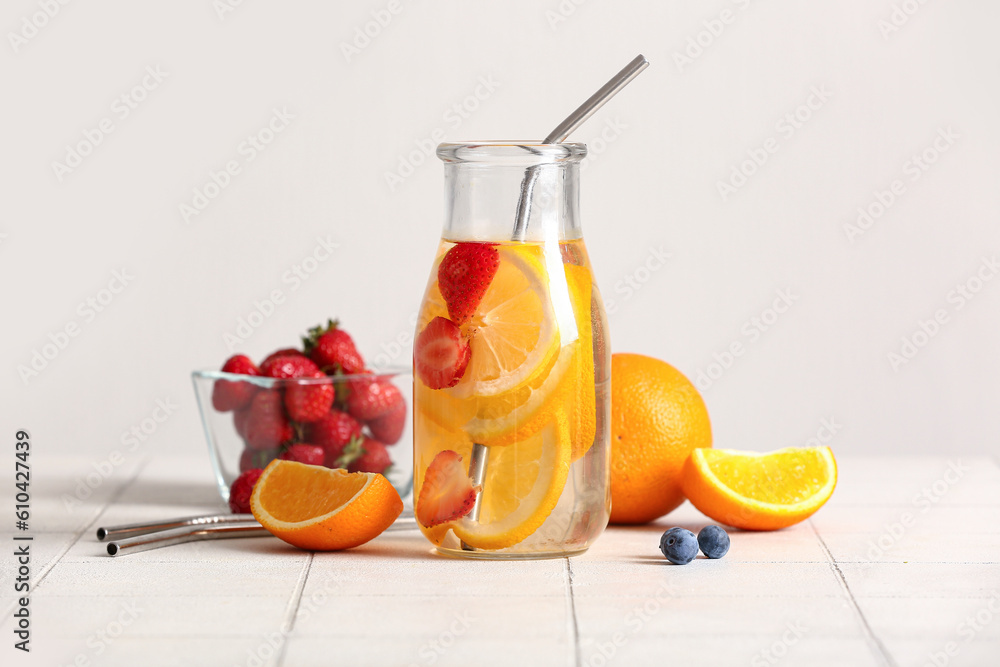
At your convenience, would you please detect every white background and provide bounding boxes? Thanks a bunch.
[2,0,998,465]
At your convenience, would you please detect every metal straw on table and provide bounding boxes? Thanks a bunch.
[98,510,417,556]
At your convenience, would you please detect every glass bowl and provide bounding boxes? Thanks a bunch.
[191,367,413,503]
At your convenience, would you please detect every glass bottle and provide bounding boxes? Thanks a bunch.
[412,142,610,559]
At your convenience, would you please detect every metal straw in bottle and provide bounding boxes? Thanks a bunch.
[462,54,649,548]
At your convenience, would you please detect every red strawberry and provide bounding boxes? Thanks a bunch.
[325,434,364,469]
[239,447,279,473]
[367,401,406,445]
[414,317,471,389]
[228,468,263,514]
[415,450,478,527]
[233,405,252,439]
[303,320,366,375]
[212,354,261,412]
[284,371,335,423]
[346,376,404,422]
[347,437,392,474]
[279,443,326,466]
[323,442,350,469]
[438,242,500,324]
[305,409,364,454]
[261,354,319,379]
[243,390,293,450]
[260,347,305,367]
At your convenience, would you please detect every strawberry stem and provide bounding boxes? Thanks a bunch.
[301,318,340,356]
[334,435,366,468]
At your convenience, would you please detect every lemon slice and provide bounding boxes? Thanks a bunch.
[451,414,571,550]
[449,245,559,399]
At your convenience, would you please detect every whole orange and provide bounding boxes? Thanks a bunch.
[609,353,712,524]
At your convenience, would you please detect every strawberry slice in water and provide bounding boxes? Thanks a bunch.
[416,450,478,528]
[438,242,500,324]
[415,317,471,390]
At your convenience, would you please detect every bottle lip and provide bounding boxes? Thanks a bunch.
[437,142,587,164]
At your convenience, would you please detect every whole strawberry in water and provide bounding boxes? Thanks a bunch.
[367,400,406,445]
[228,468,263,514]
[347,437,393,475]
[303,320,366,375]
[212,354,261,412]
[243,390,294,450]
[346,376,404,422]
[261,353,319,380]
[279,443,326,466]
[284,371,335,423]
[438,242,500,324]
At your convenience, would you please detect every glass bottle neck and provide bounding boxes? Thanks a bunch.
[438,144,585,243]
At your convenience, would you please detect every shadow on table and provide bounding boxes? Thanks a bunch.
[116,479,225,509]
[207,529,442,560]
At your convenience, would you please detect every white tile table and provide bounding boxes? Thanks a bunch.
[3,455,998,666]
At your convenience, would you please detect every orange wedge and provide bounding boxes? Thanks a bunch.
[250,460,402,550]
[682,446,837,530]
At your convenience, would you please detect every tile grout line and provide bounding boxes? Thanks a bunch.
[0,455,154,619]
[274,552,314,667]
[36,455,153,588]
[809,520,899,667]
[565,557,582,667]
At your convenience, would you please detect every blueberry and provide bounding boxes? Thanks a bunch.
[697,525,730,559]
[659,527,698,564]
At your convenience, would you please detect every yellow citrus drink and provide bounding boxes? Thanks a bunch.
[413,237,610,558]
